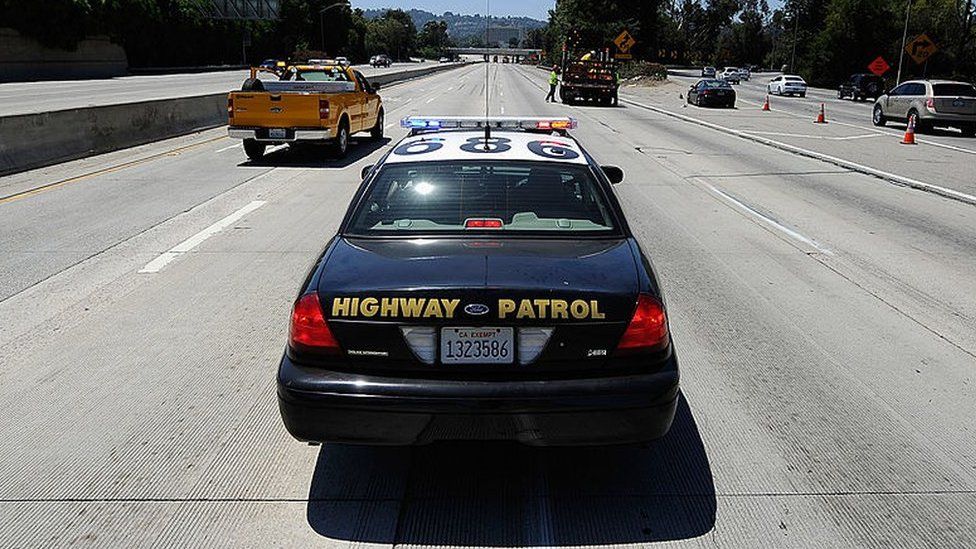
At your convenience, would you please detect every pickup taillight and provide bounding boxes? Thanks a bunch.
[319,99,330,119]
[926,98,936,112]
[227,96,233,117]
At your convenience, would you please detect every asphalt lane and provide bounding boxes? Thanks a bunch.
[1,63,975,547]
[0,62,433,116]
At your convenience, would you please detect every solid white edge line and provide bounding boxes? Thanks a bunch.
[138,200,266,274]
[620,95,976,208]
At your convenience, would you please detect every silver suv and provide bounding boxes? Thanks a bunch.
[873,79,976,136]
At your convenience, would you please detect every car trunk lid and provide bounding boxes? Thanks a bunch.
[311,237,643,374]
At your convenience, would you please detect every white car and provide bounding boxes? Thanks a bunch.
[768,75,807,97]
[719,67,741,84]
[335,57,351,67]
[737,67,750,81]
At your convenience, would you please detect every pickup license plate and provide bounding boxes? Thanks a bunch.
[441,327,514,364]
[268,128,287,139]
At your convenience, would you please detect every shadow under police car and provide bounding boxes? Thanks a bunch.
[239,137,391,169]
[306,394,716,545]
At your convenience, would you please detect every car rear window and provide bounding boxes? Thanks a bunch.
[704,79,732,88]
[933,83,976,97]
[346,161,620,236]
[286,68,350,82]
[785,76,804,82]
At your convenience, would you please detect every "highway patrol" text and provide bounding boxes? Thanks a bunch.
[330,297,604,320]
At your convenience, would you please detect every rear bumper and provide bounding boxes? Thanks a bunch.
[918,112,976,125]
[228,127,331,142]
[277,353,680,446]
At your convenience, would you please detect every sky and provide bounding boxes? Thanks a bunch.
[350,1,557,20]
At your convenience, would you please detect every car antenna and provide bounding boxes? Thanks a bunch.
[483,0,491,150]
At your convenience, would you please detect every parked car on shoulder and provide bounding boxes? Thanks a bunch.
[768,75,807,97]
[838,73,885,101]
[687,79,736,108]
[873,79,976,136]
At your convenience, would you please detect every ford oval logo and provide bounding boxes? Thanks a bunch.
[464,303,489,316]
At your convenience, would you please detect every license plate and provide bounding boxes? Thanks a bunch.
[268,128,287,139]
[440,327,514,364]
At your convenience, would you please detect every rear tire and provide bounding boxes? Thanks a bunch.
[799,92,806,98]
[961,124,976,138]
[872,105,886,126]
[243,139,266,160]
[908,110,926,133]
[370,110,384,139]
[837,89,844,99]
[330,121,349,158]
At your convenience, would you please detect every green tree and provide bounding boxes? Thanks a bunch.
[546,0,660,61]
[365,9,417,60]
[417,20,452,58]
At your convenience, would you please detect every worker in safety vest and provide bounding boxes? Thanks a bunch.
[545,67,559,102]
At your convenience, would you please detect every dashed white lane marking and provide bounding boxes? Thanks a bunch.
[703,182,834,256]
[425,96,436,103]
[138,200,266,274]
[216,143,242,153]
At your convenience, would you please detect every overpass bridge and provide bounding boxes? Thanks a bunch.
[447,47,542,63]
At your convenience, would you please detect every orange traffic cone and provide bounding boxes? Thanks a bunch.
[814,103,827,124]
[901,115,917,145]
[762,95,770,111]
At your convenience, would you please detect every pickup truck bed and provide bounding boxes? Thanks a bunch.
[227,65,384,160]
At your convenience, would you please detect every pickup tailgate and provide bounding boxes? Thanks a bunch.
[229,92,323,128]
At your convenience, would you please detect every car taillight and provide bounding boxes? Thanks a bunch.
[227,97,233,116]
[926,98,936,111]
[319,99,330,119]
[289,293,340,354]
[615,294,669,355]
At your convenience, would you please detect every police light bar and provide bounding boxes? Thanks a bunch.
[400,116,578,132]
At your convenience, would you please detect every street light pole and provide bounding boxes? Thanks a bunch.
[319,2,349,54]
[896,0,913,85]
[790,7,799,72]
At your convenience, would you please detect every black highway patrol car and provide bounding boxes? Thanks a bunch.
[278,116,679,446]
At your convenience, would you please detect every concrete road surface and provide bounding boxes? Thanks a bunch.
[663,72,976,197]
[1,63,975,547]
[0,63,427,116]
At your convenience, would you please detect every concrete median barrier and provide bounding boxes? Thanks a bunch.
[0,62,471,176]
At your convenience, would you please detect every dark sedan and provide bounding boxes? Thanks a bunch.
[687,79,736,108]
[277,116,680,447]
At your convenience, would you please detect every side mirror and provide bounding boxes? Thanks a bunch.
[361,164,374,180]
[601,165,624,184]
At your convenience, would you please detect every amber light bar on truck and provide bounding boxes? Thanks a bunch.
[401,116,577,134]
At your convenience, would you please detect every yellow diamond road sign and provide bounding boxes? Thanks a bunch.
[614,30,636,54]
[906,34,937,65]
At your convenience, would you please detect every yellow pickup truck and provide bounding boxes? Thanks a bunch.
[227,63,384,159]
